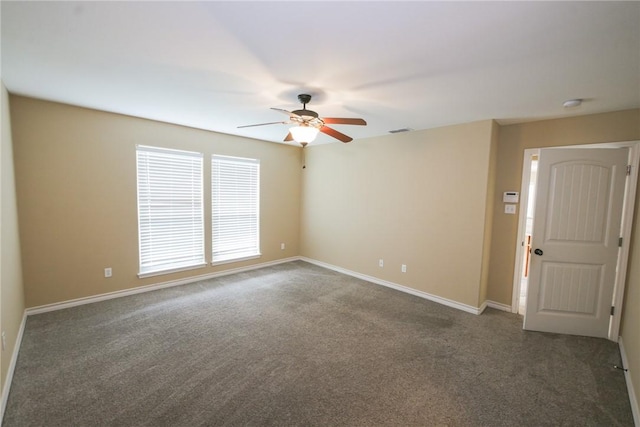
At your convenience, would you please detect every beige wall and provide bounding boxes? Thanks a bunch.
[9,96,302,308]
[300,120,496,308]
[487,108,640,414]
[1,84,26,395]
[478,122,499,305]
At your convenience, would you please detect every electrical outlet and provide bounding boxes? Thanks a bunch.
[281,243,285,250]
[379,259,384,267]
[1,331,6,351]
[104,267,112,278]
[401,264,407,273]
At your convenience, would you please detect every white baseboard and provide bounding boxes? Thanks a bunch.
[300,257,484,315]
[485,300,512,313]
[478,300,488,313]
[26,257,300,316]
[1,311,27,425]
[24,255,508,320]
[618,336,639,427]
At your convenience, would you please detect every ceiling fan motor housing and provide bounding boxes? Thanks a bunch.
[292,109,319,119]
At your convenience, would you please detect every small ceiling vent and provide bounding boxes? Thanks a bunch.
[389,128,413,134]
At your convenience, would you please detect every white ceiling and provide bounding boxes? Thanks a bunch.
[1,1,639,145]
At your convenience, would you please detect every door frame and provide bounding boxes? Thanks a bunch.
[511,141,640,342]
[511,149,539,314]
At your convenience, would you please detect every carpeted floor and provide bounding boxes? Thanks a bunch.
[3,261,634,426]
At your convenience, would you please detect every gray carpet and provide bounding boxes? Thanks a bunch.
[3,261,634,426]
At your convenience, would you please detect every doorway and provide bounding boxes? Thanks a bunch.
[512,142,639,341]
[518,154,538,315]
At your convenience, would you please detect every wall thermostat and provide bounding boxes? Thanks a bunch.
[503,192,519,203]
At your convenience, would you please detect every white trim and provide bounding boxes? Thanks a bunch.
[137,262,208,279]
[609,142,640,341]
[512,148,538,314]
[478,300,488,314]
[618,336,639,427]
[135,144,202,157]
[26,257,300,315]
[27,255,488,318]
[300,257,484,315]
[485,300,512,313]
[1,312,27,425]
[211,253,261,267]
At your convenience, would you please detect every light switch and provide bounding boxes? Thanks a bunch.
[505,204,517,214]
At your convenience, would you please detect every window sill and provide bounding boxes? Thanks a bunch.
[211,254,261,267]
[138,262,208,279]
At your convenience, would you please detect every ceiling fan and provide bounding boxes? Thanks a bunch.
[238,94,367,146]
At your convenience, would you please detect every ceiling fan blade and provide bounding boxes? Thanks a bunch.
[271,108,302,120]
[322,118,367,126]
[284,132,294,142]
[320,126,353,143]
[238,121,287,129]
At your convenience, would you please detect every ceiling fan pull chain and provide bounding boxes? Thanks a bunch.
[301,143,307,169]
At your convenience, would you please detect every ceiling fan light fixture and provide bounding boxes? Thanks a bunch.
[290,125,319,144]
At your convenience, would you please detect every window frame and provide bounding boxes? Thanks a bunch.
[211,154,261,265]
[136,145,206,278]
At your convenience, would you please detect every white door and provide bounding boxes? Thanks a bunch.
[524,148,628,338]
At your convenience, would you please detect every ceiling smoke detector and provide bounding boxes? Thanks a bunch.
[563,99,583,108]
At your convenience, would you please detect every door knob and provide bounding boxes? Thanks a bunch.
[534,248,543,256]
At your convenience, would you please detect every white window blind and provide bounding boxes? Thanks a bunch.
[136,145,205,276]
[212,155,260,263]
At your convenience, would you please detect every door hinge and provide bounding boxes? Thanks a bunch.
[627,165,632,176]
[619,237,623,247]
[611,306,615,316]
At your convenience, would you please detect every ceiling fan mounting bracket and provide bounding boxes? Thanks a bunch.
[298,94,312,105]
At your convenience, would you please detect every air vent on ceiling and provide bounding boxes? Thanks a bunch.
[388,128,413,134]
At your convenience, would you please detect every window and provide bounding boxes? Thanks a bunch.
[136,145,205,277]
[211,155,260,264]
